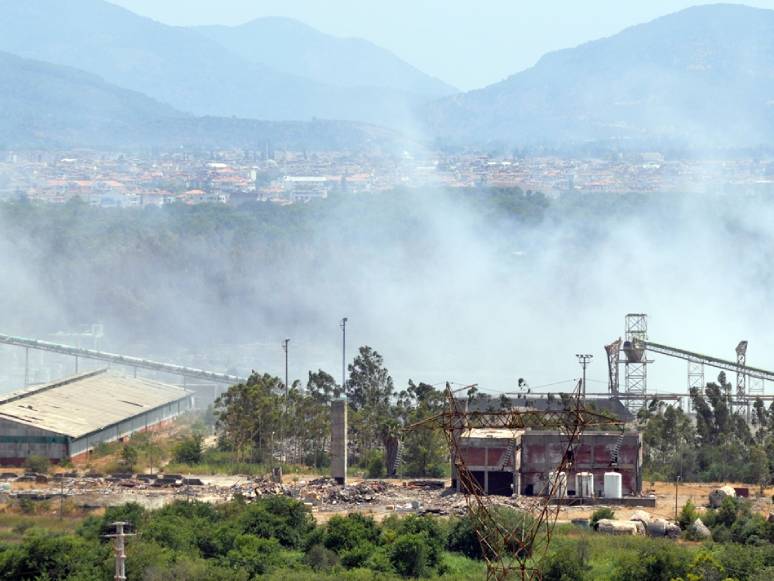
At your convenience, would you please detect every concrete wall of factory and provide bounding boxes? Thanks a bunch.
[0,395,193,466]
[69,396,194,463]
[454,430,642,497]
[455,434,521,495]
[0,417,68,466]
[519,431,642,497]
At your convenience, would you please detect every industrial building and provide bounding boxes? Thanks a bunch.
[453,428,642,498]
[0,369,193,465]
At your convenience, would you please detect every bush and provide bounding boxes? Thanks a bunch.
[613,542,689,581]
[678,499,698,530]
[224,535,282,577]
[542,541,589,581]
[120,445,138,471]
[393,515,444,567]
[23,454,50,474]
[340,543,375,569]
[323,513,380,554]
[304,544,339,571]
[366,452,385,479]
[174,434,204,465]
[238,496,315,549]
[447,516,481,559]
[590,507,616,529]
[390,533,430,578]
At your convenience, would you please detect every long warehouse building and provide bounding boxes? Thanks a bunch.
[0,369,193,465]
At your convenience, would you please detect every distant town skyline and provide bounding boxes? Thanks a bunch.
[110,0,774,90]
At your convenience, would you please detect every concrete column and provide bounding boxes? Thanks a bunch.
[484,446,489,494]
[331,398,347,485]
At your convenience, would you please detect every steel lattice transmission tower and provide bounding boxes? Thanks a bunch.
[406,381,623,580]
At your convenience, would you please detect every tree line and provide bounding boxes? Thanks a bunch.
[213,345,448,478]
[640,371,774,486]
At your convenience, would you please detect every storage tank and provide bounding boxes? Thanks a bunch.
[575,472,594,498]
[604,472,622,499]
[548,471,567,498]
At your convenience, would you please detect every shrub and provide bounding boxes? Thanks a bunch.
[678,499,698,530]
[174,434,204,465]
[447,516,481,559]
[323,513,380,553]
[393,515,444,567]
[120,445,138,471]
[613,541,689,581]
[238,496,314,549]
[590,507,616,529]
[224,535,282,577]
[340,543,375,569]
[390,533,430,578]
[542,540,589,581]
[23,454,50,474]
[304,544,339,571]
[366,452,385,479]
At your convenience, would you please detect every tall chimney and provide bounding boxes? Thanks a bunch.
[331,398,347,485]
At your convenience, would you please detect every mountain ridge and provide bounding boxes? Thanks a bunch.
[424,3,774,148]
[194,16,456,97]
[0,50,405,150]
[0,0,437,128]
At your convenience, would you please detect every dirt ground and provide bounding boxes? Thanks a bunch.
[556,480,774,522]
[4,471,773,524]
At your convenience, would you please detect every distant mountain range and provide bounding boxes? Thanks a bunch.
[0,50,401,150]
[194,17,456,97]
[0,0,449,128]
[424,4,774,148]
[3,1,774,150]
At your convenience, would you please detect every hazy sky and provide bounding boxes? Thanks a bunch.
[110,0,774,90]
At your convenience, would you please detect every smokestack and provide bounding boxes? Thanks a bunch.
[331,398,347,485]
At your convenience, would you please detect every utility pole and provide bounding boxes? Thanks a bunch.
[104,521,135,581]
[675,447,684,520]
[576,354,593,399]
[340,318,348,390]
[59,476,64,520]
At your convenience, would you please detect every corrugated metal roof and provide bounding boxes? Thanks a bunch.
[0,370,190,438]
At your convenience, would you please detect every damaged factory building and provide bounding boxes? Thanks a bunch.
[449,394,643,499]
[0,369,193,466]
[453,427,642,498]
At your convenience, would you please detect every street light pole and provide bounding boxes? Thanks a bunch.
[283,339,290,400]
[340,318,348,390]
[281,338,290,465]
[575,354,593,399]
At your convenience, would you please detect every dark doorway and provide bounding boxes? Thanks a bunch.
[460,470,486,493]
[488,471,514,496]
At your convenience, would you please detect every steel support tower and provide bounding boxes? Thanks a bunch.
[736,340,748,399]
[624,314,649,413]
[687,361,705,411]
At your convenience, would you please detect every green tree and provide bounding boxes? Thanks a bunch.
[399,381,447,477]
[215,372,282,462]
[347,346,395,458]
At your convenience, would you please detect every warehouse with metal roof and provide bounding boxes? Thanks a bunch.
[0,369,193,465]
